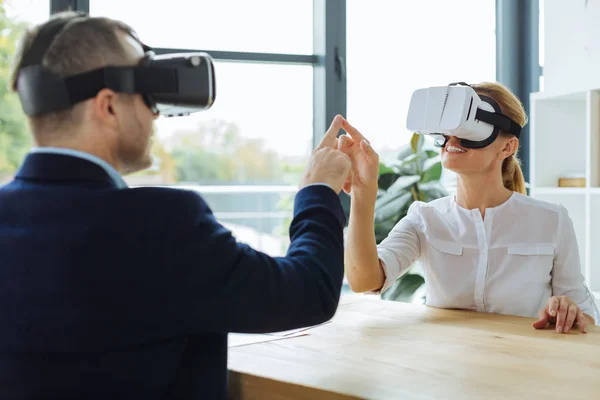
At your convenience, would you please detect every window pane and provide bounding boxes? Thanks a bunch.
[3,0,49,25]
[347,0,496,156]
[126,62,313,256]
[129,62,313,187]
[1,0,313,256]
[0,0,47,185]
[347,0,495,199]
[90,0,313,55]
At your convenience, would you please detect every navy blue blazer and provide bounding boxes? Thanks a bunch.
[0,152,346,399]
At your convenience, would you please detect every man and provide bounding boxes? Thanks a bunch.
[0,11,358,399]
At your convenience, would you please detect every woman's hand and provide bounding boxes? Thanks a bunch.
[532,295,590,333]
[336,119,379,200]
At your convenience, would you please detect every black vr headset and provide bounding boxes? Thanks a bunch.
[15,12,216,118]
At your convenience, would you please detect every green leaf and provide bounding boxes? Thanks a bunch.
[397,153,420,166]
[381,273,425,302]
[415,150,433,173]
[378,173,399,191]
[390,145,428,175]
[420,160,442,183]
[423,154,441,169]
[397,152,426,169]
[395,145,414,161]
[375,217,401,244]
[419,181,449,201]
[410,133,424,153]
[418,180,446,192]
[396,150,429,175]
[390,161,418,176]
[425,150,439,159]
[386,175,420,195]
[374,191,412,223]
[378,163,395,176]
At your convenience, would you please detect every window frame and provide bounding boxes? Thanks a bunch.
[49,0,350,211]
[49,0,346,147]
[496,0,541,186]
[49,1,537,203]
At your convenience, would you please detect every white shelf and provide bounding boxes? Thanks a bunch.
[531,187,587,195]
[530,87,600,294]
[530,93,587,188]
[532,187,600,195]
[530,90,587,102]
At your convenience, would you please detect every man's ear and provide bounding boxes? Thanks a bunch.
[92,88,118,127]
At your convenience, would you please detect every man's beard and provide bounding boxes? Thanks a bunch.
[118,121,155,175]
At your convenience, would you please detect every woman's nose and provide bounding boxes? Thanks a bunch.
[446,136,460,146]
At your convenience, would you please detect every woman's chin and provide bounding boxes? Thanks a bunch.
[442,157,467,173]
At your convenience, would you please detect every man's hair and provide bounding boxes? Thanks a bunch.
[10,11,139,134]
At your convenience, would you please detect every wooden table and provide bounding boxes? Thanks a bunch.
[228,295,600,399]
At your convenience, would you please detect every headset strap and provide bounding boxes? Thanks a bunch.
[20,12,88,68]
[476,109,522,138]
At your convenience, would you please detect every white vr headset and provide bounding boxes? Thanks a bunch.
[406,82,522,149]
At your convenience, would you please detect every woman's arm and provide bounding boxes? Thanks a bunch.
[344,192,384,292]
[345,195,422,294]
[335,118,422,294]
[553,206,597,319]
[536,205,599,332]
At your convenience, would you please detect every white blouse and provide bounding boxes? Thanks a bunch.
[376,192,598,320]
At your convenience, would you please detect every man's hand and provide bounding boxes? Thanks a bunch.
[301,115,352,194]
[336,119,380,200]
[532,295,590,333]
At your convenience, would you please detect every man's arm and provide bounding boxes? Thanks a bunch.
[161,184,346,334]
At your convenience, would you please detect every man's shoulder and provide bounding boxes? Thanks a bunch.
[0,183,210,220]
[117,186,209,214]
[93,187,214,235]
[123,186,203,201]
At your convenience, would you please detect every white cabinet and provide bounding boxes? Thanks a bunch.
[529,88,600,301]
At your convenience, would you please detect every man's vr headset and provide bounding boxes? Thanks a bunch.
[15,12,216,118]
[406,82,521,149]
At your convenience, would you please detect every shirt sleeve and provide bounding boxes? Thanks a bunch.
[373,202,422,294]
[159,185,346,334]
[304,183,334,191]
[553,205,598,322]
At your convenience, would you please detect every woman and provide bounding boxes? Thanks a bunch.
[340,81,597,333]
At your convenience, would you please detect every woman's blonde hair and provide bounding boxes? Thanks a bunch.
[471,82,528,195]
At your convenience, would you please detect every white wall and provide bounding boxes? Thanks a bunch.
[544,0,600,93]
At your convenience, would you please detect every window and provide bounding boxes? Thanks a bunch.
[1,0,325,257]
[2,1,499,259]
[86,0,319,256]
[347,0,496,193]
[90,0,314,55]
[126,62,313,256]
[127,62,313,187]
[3,0,50,24]
[0,0,47,186]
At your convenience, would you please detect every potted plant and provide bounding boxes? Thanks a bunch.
[375,133,448,303]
